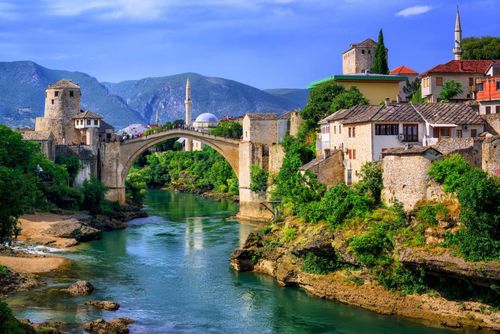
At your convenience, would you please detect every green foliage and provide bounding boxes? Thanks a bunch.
[462,37,500,60]
[403,78,421,101]
[0,264,10,275]
[349,222,394,266]
[371,29,389,74]
[300,252,339,275]
[377,264,428,295]
[410,85,426,103]
[438,80,464,101]
[428,154,470,192]
[414,202,448,226]
[82,177,108,215]
[281,227,297,243]
[250,165,268,193]
[55,154,81,182]
[138,147,238,196]
[320,184,372,226]
[354,162,383,204]
[329,86,369,114]
[126,167,148,204]
[301,81,345,132]
[0,301,24,334]
[428,154,500,261]
[208,120,242,139]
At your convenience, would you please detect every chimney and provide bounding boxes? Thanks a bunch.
[384,97,390,106]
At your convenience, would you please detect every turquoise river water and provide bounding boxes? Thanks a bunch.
[7,189,461,333]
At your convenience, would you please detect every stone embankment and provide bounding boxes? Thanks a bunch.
[231,223,500,332]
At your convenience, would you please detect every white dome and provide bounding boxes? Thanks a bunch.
[195,113,218,123]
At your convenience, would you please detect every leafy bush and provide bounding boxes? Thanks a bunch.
[55,154,81,182]
[429,155,500,261]
[126,167,148,204]
[82,177,108,215]
[377,264,428,295]
[209,120,242,139]
[301,252,339,275]
[0,301,24,334]
[354,162,383,205]
[0,264,10,275]
[438,80,464,101]
[250,165,269,193]
[414,202,448,226]
[349,222,393,266]
[281,227,296,243]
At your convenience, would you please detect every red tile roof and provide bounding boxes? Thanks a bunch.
[390,65,418,75]
[421,60,500,76]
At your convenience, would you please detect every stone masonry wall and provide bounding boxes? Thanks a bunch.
[269,144,285,175]
[482,136,500,176]
[482,113,500,135]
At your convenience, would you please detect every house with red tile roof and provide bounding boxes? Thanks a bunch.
[420,60,500,102]
[475,63,500,115]
[390,66,419,102]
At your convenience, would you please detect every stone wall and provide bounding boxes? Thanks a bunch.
[482,136,500,176]
[301,150,344,188]
[382,151,442,211]
[433,138,483,167]
[269,144,285,175]
[55,145,98,187]
[482,113,500,135]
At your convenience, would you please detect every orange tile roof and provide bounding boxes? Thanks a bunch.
[421,60,500,76]
[390,65,418,75]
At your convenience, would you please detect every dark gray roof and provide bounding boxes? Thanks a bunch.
[72,110,103,120]
[21,131,53,141]
[48,79,80,89]
[99,120,114,132]
[382,145,442,157]
[320,103,483,126]
[412,103,484,125]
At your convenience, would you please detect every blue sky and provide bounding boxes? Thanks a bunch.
[0,0,498,89]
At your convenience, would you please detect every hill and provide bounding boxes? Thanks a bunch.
[0,61,144,128]
[104,73,299,124]
[264,88,309,109]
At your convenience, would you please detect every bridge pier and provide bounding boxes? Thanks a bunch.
[106,187,126,204]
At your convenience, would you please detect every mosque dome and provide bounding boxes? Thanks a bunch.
[195,113,218,123]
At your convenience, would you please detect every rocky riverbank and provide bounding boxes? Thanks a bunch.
[231,218,500,332]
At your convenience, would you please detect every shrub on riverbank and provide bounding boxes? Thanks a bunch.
[0,301,24,334]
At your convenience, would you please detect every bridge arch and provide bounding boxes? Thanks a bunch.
[101,129,241,203]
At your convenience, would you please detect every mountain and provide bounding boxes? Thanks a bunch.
[0,61,144,128]
[264,89,309,109]
[104,73,299,124]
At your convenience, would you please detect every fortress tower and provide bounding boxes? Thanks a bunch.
[35,79,81,144]
[453,5,463,60]
[342,38,378,74]
[185,78,193,151]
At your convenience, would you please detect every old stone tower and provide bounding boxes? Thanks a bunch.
[342,38,378,74]
[35,79,81,145]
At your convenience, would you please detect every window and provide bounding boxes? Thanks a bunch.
[486,106,491,114]
[477,83,484,92]
[70,91,74,97]
[54,91,59,97]
[496,81,500,90]
[456,129,462,138]
[348,128,351,137]
[496,106,500,114]
[433,127,450,139]
[351,127,355,137]
[471,129,477,137]
[375,124,399,135]
[51,99,54,105]
[94,120,98,125]
[348,149,356,160]
[333,126,336,135]
[362,50,365,54]
[368,50,371,54]
[402,124,418,142]
[87,120,91,125]
[339,125,341,134]
[469,77,474,87]
[436,77,443,86]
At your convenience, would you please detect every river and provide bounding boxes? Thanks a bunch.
[7,189,458,333]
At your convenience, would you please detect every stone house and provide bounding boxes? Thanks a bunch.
[342,38,379,75]
[317,102,484,184]
[242,111,300,145]
[421,60,499,102]
[20,130,56,161]
[381,146,443,210]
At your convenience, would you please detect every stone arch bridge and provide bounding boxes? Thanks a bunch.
[99,129,272,221]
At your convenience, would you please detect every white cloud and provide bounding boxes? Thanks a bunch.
[396,5,432,17]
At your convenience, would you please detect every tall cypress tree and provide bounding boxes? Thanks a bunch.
[371,29,389,74]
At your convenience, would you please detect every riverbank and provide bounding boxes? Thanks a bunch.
[231,217,500,332]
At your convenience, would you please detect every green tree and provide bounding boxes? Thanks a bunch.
[209,120,243,139]
[371,29,389,74]
[438,80,464,101]
[410,85,426,103]
[355,162,383,204]
[462,37,500,60]
[55,154,81,182]
[250,165,269,193]
[402,78,421,101]
[0,301,24,334]
[82,177,108,215]
[126,167,147,204]
[302,81,345,133]
[330,86,369,113]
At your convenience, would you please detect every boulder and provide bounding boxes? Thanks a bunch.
[230,249,255,272]
[66,280,94,296]
[85,300,120,311]
[83,318,135,334]
[44,220,100,242]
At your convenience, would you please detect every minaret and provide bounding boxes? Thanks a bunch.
[155,107,160,127]
[453,5,463,60]
[184,78,193,151]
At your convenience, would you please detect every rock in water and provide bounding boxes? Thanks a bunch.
[83,318,135,334]
[66,280,94,296]
[85,300,120,311]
